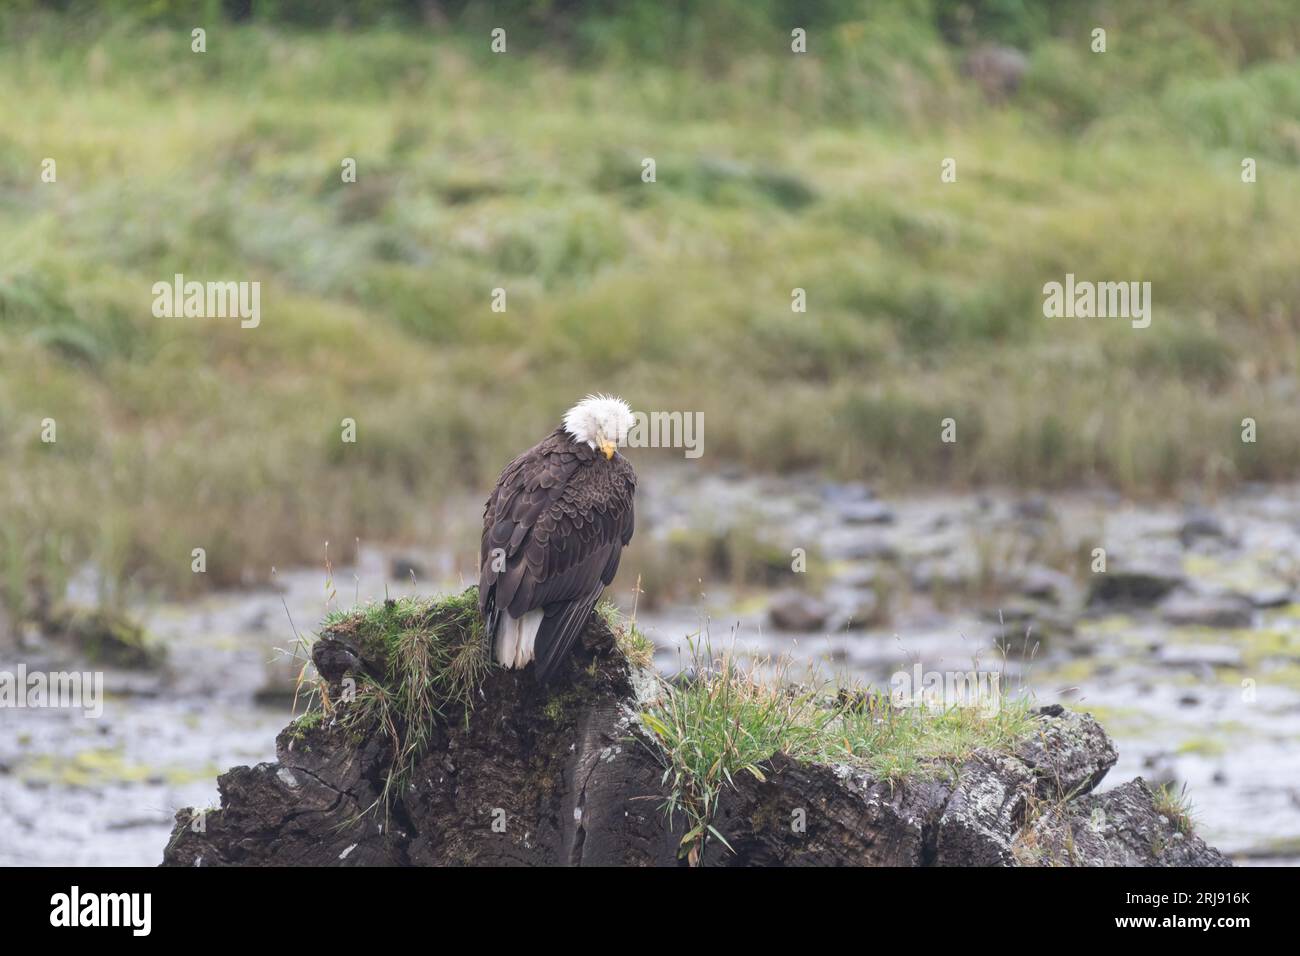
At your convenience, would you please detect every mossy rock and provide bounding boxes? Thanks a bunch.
[46,606,165,669]
[162,592,1230,868]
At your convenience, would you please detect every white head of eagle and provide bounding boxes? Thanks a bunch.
[479,395,639,681]
[562,393,636,460]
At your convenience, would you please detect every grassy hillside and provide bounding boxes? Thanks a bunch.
[1,2,1299,606]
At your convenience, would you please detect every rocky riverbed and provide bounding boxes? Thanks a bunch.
[2,468,1298,864]
[627,470,1300,865]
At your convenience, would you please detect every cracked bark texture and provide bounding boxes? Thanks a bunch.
[161,616,1229,867]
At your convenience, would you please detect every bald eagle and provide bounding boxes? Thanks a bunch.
[479,395,637,681]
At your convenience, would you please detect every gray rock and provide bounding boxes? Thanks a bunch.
[820,481,875,504]
[1016,706,1117,798]
[163,605,1230,868]
[767,590,832,632]
[1022,779,1230,867]
[910,558,973,593]
[100,670,167,697]
[1157,643,1244,669]
[830,589,883,630]
[1087,565,1185,608]
[1011,495,1053,522]
[706,754,947,866]
[1015,565,1076,604]
[1245,585,1293,609]
[241,608,272,633]
[838,500,896,525]
[1179,508,1227,547]
[833,536,901,562]
[982,602,1076,643]
[934,752,1032,866]
[830,562,883,589]
[389,556,426,582]
[43,606,166,670]
[1158,591,1254,628]
[168,608,686,867]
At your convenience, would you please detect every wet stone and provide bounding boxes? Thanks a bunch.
[767,590,833,632]
[1246,586,1292,609]
[837,500,896,525]
[1179,509,1227,547]
[1011,495,1054,522]
[1157,643,1244,669]
[829,534,901,562]
[1158,591,1254,629]
[1087,565,1185,608]
[828,589,883,630]
[389,556,427,581]
[1015,565,1076,605]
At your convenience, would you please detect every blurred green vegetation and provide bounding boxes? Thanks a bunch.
[1,1,1299,609]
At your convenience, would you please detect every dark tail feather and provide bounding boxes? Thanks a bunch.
[532,589,603,682]
[480,586,501,660]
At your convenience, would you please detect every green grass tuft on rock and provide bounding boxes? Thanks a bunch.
[597,599,655,669]
[1151,779,1197,835]
[638,644,1036,861]
[321,591,492,813]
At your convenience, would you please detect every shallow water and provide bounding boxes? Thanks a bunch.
[2,471,1298,865]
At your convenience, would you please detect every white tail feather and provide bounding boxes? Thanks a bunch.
[494,609,544,669]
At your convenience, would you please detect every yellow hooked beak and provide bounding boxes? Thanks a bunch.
[599,439,616,460]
